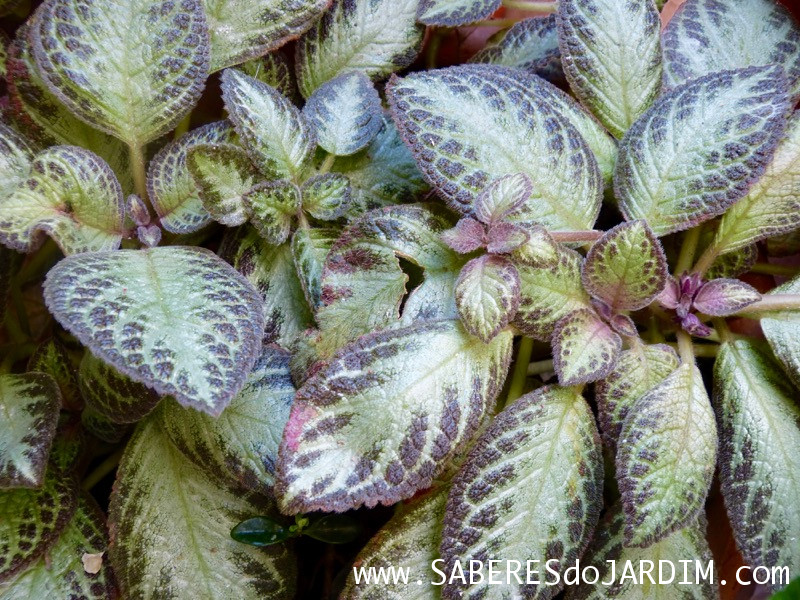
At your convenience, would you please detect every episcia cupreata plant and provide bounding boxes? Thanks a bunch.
[0,0,800,597]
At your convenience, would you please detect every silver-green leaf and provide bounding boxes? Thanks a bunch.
[455,255,520,343]
[760,275,800,389]
[44,247,265,416]
[553,308,621,386]
[417,0,499,27]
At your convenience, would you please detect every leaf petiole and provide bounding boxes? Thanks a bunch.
[505,336,534,407]
[501,0,557,12]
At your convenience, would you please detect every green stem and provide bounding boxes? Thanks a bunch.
[666,342,719,358]
[15,240,60,285]
[505,336,534,406]
[713,318,733,344]
[749,262,800,277]
[128,142,148,202]
[82,447,126,491]
[174,112,192,139]
[692,244,720,277]
[675,226,701,275]
[471,18,517,27]
[527,358,554,376]
[10,285,30,338]
[550,230,603,243]
[735,294,800,315]
[676,330,695,365]
[426,28,445,70]
[502,0,557,11]
[318,153,336,175]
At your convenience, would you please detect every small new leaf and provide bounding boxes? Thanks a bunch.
[302,173,352,221]
[44,247,265,416]
[244,180,301,245]
[553,308,621,386]
[0,373,60,489]
[614,66,791,237]
[616,363,718,547]
[473,173,532,226]
[455,254,520,343]
[692,278,761,316]
[582,220,667,312]
[302,72,383,156]
[221,69,315,179]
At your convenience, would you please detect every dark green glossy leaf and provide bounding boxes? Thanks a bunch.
[231,516,293,547]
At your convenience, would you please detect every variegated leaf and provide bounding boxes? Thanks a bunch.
[513,246,592,340]
[714,340,800,588]
[341,486,448,600]
[615,66,791,237]
[162,344,294,495]
[301,173,351,221]
[295,0,424,97]
[44,247,265,416]
[417,0,499,27]
[712,111,800,256]
[147,121,236,234]
[553,308,621,386]
[565,504,716,600]
[0,146,125,254]
[616,363,718,547]
[400,268,459,326]
[27,338,81,411]
[204,0,327,72]
[0,494,117,599]
[705,244,757,281]
[303,71,382,156]
[187,142,260,227]
[455,255,520,343]
[6,25,131,189]
[0,123,35,204]
[78,351,162,424]
[557,0,661,138]
[332,115,428,213]
[81,406,131,444]
[595,344,679,451]
[276,319,512,512]
[31,0,209,146]
[511,224,559,267]
[759,276,800,388]
[0,467,77,582]
[219,226,313,347]
[469,15,562,82]
[441,385,602,600]
[315,203,460,354]
[109,414,296,599]
[388,64,602,227]
[244,180,301,245]
[693,278,760,316]
[221,68,314,179]
[474,173,532,225]
[291,226,338,309]
[0,373,60,489]
[582,220,667,312]
[239,50,299,102]
[662,0,800,96]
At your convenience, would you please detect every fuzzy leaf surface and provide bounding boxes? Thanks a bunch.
[714,340,800,587]
[295,0,423,97]
[147,121,236,234]
[388,64,602,227]
[238,51,299,102]
[187,142,260,227]
[614,66,791,237]
[557,0,660,139]
[469,15,562,82]
[0,373,60,489]
[0,146,125,254]
[109,415,295,599]
[0,494,117,600]
[31,0,209,145]
[163,344,294,495]
[221,69,314,179]
[693,279,761,316]
[276,319,512,513]
[417,0,499,27]
[662,0,800,96]
[565,504,716,600]
[553,308,621,386]
[616,363,717,547]
[204,0,327,71]
[513,246,592,340]
[44,247,265,416]
[303,71,382,156]
[78,352,162,424]
[712,112,800,255]
[582,220,667,311]
[0,123,34,206]
[244,180,301,245]
[595,344,679,451]
[759,276,800,388]
[219,226,313,347]
[441,385,602,600]
[455,255,519,343]
[291,226,339,310]
[341,487,448,599]
[0,467,77,582]
[316,203,460,353]
[302,173,351,221]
